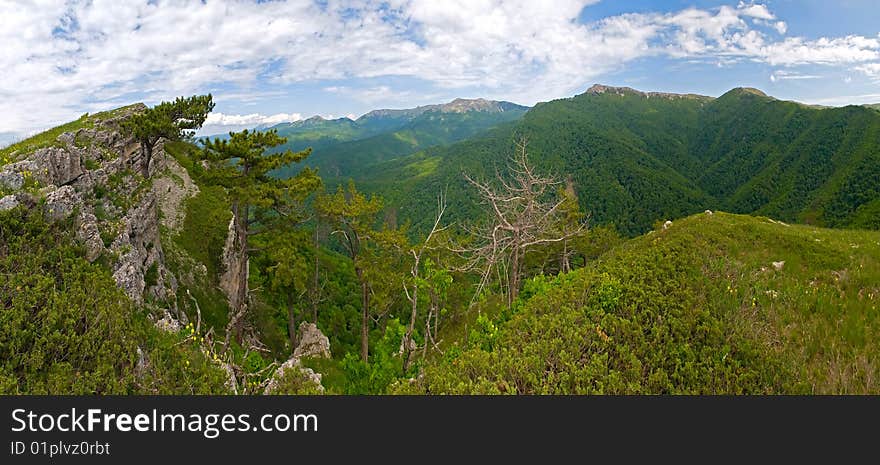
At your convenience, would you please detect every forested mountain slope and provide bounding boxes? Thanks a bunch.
[360,86,880,236]
[219,98,529,179]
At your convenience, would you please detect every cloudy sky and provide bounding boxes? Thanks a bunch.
[2,0,879,144]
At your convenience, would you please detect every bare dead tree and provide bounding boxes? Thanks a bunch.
[456,138,588,308]
[402,193,448,371]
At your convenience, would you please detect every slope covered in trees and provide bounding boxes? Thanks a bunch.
[358,86,880,236]
[268,101,528,180]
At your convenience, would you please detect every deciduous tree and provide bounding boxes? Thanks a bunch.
[314,182,383,362]
[458,139,588,307]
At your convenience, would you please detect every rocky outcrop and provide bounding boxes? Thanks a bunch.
[293,322,332,359]
[31,146,83,186]
[220,213,248,314]
[0,103,183,307]
[0,194,19,211]
[44,185,81,221]
[0,170,24,191]
[585,84,714,102]
[76,212,104,262]
[153,155,199,232]
[155,310,181,333]
[263,323,331,394]
[263,358,324,395]
[110,191,174,304]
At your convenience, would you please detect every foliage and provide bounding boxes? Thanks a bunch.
[0,207,228,394]
[401,212,880,394]
[199,129,320,222]
[340,319,413,394]
[272,107,528,181]
[122,95,214,173]
[362,88,880,237]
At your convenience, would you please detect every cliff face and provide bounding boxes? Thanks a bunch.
[0,105,195,308]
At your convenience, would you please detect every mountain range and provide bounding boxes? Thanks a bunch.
[4,84,880,396]
[207,98,529,178]
[301,85,880,236]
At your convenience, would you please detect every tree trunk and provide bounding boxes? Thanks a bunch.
[431,290,439,341]
[311,227,320,323]
[356,265,369,363]
[508,246,521,307]
[287,295,297,353]
[403,275,418,371]
[231,201,249,343]
[561,241,571,273]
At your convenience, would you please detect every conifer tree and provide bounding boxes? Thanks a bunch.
[124,94,215,176]
[199,129,321,348]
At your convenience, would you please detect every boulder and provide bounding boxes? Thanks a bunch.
[76,212,104,262]
[0,170,23,191]
[31,146,83,186]
[0,194,19,211]
[705,210,714,215]
[263,358,324,395]
[293,322,331,359]
[772,261,785,271]
[44,186,81,221]
[155,310,181,333]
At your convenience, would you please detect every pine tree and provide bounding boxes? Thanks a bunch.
[123,94,215,176]
[199,129,321,349]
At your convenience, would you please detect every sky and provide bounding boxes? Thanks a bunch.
[1,0,879,144]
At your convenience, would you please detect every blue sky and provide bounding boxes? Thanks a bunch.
[1,0,879,143]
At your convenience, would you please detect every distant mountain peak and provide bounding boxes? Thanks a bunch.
[584,84,713,101]
[359,98,528,121]
[732,87,769,97]
[718,87,774,101]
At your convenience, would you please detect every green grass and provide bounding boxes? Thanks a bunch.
[0,114,92,164]
[404,212,880,394]
[0,104,142,165]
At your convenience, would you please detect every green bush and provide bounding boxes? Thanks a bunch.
[0,207,229,394]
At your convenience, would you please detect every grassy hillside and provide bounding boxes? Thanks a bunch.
[0,105,143,165]
[400,212,880,394]
[366,87,880,236]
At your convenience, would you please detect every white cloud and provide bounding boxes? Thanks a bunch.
[804,92,880,106]
[774,21,788,35]
[1,0,879,137]
[205,112,303,127]
[737,2,775,20]
[200,111,303,135]
[770,70,822,82]
[856,63,880,79]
